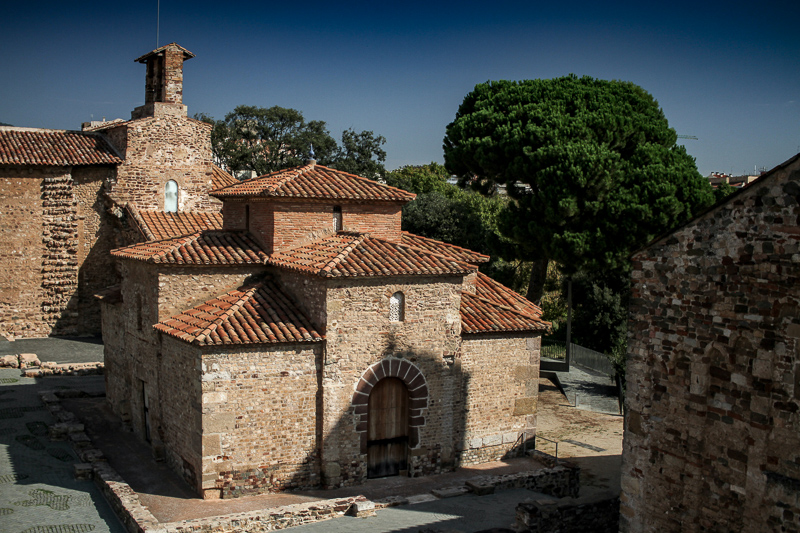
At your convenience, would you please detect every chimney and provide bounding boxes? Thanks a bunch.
[131,43,195,120]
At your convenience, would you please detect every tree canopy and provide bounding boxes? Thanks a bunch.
[385,163,523,288]
[197,105,386,179]
[443,75,715,300]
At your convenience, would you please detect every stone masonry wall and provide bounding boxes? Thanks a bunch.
[102,260,161,447]
[199,342,323,497]
[0,165,113,338]
[620,159,800,532]
[156,266,263,321]
[0,167,49,338]
[103,115,218,213]
[321,276,464,487]
[159,336,202,491]
[73,166,118,334]
[457,334,541,466]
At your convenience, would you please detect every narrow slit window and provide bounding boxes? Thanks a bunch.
[333,205,342,231]
[389,291,405,322]
[165,180,178,212]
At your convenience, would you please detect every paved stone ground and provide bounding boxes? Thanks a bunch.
[289,489,536,532]
[0,368,125,533]
[0,337,104,365]
[0,337,623,533]
[551,365,622,415]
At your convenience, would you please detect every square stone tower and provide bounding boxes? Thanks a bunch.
[132,42,195,120]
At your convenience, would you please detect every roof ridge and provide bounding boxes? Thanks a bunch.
[314,164,418,198]
[319,232,367,276]
[194,284,260,344]
[267,164,313,194]
[402,231,490,259]
[125,203,155,241]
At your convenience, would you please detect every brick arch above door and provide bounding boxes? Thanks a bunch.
[352,358,429,451]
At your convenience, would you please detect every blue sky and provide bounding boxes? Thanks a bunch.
[1,1,798,176]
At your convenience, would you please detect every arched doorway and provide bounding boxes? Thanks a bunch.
[367,377,409,478]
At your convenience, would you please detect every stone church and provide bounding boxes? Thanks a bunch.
[2,43,549,498]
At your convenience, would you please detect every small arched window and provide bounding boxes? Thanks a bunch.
[165,180,178,212]
[333,206,342,231]
[389,291,405,322]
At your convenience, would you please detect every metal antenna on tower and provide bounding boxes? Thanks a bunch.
[156,0,160,47]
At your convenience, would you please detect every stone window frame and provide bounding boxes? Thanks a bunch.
[351,358,429,453]
[165,180,179,212]
[389,291,405,322]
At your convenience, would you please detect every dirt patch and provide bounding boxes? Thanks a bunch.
[535,377,624,495]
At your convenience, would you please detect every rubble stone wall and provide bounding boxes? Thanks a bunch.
[156,266,263,321]
[621,160,800,532]
[457,334,541,466]
[198,342,323,497]
[321,276,463,487]
[0,165,113,338]
[0,166,50,337]
[103,116,217,212]
[159,335,202,491]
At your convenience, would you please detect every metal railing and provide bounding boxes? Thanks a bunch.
[540,338,615,376]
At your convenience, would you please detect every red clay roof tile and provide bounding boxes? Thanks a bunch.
[210,162,415,202]
[460,291,550,334]
[268,231,475,278]
[0,128,122,166]
[135,211,224,241]
[154,280,323,346]
[474,272,544,317]
[401,232,490,264]
[111,231,267,265]
[211,165,237,190]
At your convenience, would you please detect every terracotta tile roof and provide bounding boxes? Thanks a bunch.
[211,162,416,202]
[401,232,490,264]
[268,231,475,278]
[135,42,195,63]
[474,272,544,317]
[0,127,122,166]
[154,280,323,346]
[460,291,550,334]
[111,231,267,265]
[135,210,224,241]
[211,165,238,190]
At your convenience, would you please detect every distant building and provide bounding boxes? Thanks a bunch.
[621,153,800,531]
[707,171,762,190]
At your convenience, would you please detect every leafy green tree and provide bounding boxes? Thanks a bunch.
[197,107,386,178]
[385,162,453,195]
[386,163,522,288]
[334,129,387,179]
[713,181,736,202]
[443,75,715,301]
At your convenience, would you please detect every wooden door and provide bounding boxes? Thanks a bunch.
[367,377,408,478]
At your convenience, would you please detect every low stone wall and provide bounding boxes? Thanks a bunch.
[154,496,370,533]
[25,361,104,377]
[464,463,580,499]
[39,389,373,533]
[516,491,620,533]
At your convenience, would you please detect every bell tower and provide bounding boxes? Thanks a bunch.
[131,43,195,119]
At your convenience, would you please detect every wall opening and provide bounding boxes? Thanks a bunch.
[165,180,178,212]
[389,291,405,322]
[333,205,342,231]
